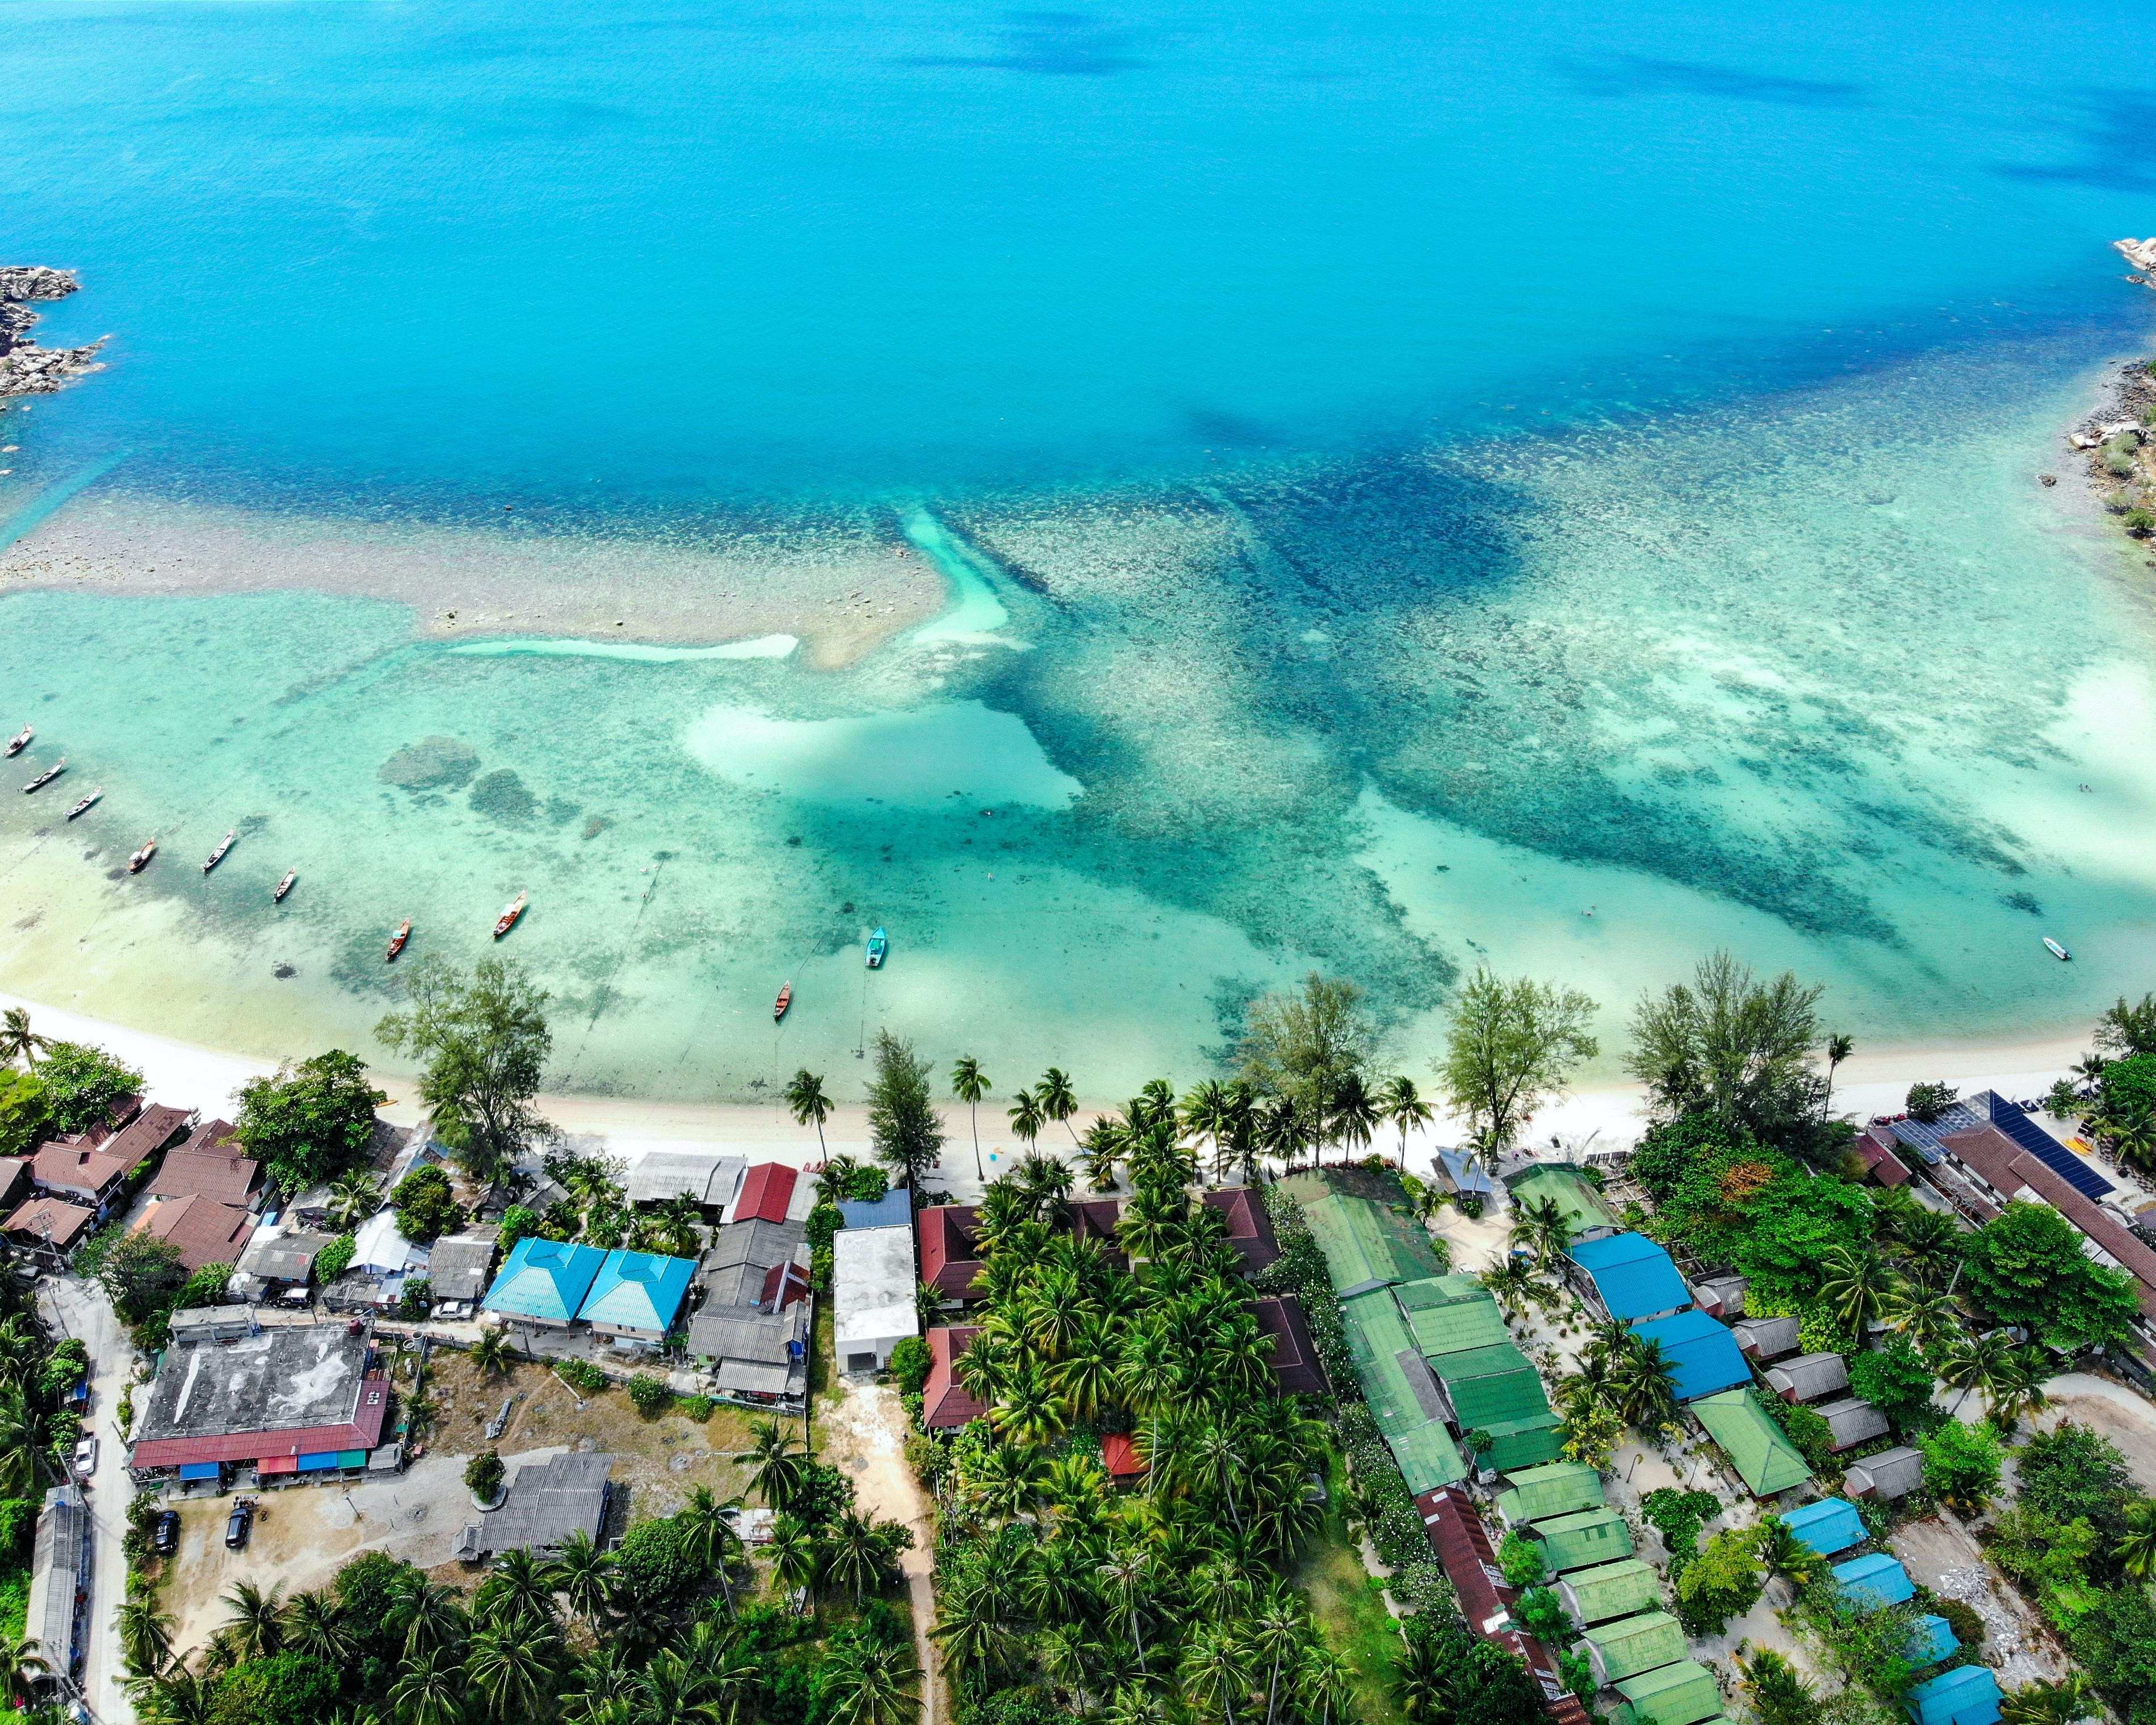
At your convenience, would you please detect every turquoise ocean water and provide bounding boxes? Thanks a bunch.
[5,0,2156,1098]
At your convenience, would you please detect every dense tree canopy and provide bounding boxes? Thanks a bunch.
[1438,969,1599,1156]
[234,1049,387,1195]
[867,1030,945,1192]
[36,1040,144,1134]
[1626,951,1826,1151]
[377,956,553,1182]
[1961,1202,2138,1353]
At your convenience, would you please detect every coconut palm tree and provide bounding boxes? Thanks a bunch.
[280,1588,353,1665]
[388,1646,468,1725]
[326,1169,384,1233]
[1814,1243,1902,1339]
[466,1614,559,1720]
[1886,1283,1964,1360]
[1823,1032,1855,1116]
[2001,1676,2097,1725]
[1991,1345,2055,1434]
[1095,1544,1153,1669]
[1181,1624,1253,1724]
[951,1056,991,1182]
[1610,1335,1680,1432]
[748,1418,808,1509]
[2117,1499,2156,1581]
[1180,1080,1232,1181]
[1247,1588,1307,1725]
[1330,1071,1378,1167]
[476,1548,556,1628]
[1294,1642,1354,1725]
[471,1326,514,1378]
[219,1581,286,1661]
[1080,1117,1127,1194]
[1378,1075,1432,1170]
[392,1575,469,1660]
[1887,1209,1964,1289]
[545,1529,616,1626]
[1008,1090,1045,1153]
[768,1515,820,1609]
[119,1587,176,1676]
[1479,1255,1540,1320]
[1939,1330,2015,1418]
[1259,1093,1314,1175]
[677,1485,744,1610]
[821,1510,897,1605]
[0,1008,49,1070]
[823,1635,919,1725]
[1511,1194,1574,1270]
[785,1069,832,1162]
[1753,1515,1817,1592]
[1037,1067,1080,1146]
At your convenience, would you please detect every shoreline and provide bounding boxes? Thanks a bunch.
[0,983,2090,1194]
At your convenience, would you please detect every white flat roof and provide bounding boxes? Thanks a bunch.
[833,1224,918,1347]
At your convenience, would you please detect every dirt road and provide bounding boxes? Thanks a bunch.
[816,1380,939,1725]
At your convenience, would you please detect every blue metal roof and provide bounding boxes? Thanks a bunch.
[1906,1614,1959,1668]
[579,1248,697,1332]
[1831,1552,1915,1611]
[484,1237,607,1322]
[1629,1308,1750,1400]
[838,1190,913,1230]
[1570,1233,1693,1321]
[1779,1497,1866,1558]
[1906,1667,2000,1725]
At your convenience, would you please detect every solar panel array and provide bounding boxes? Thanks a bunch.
[1986,1094,2115,1200]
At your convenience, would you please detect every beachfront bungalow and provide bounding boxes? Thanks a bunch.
[917,1204,987,1303]
[483,1238,607,1329]
[623,1149,745,1212]
[1689,1274,1746,1318]
[1501,1162,1620,1241]
[1430,1150,1501,1205]
[1201,1186,1282,1274]
[724,1163,809,1226]
[144,1145,262,1211]
[1495,1461,1605,1529]
[838,1190,912,1232]
[1831,1552,1915,1611]
[1845,1445,1924,1501]
[1689,1389,1811,1497]
[1813,1397,1892,1451]
[1766,1352,1851,1404]
[1583,1611,1688,1685]
[1528,1508,1635,1575]
[1778,1497,1867,1559]
[1904,1668,2002,1725]
[2,1198,93,1271]
[578,1247,696,1346]
[1610,1662,1723,1725]
[1569,1234,1692,1323]
[1907,1615,1960,1668]
[1558,1557,1663,1626]
[1396,1274,1513,1356]
[1253,1294,1328,1396]
[1630,1309,1750,1401]
[920,1326,988,1429]
[1733,1315,1801,1362]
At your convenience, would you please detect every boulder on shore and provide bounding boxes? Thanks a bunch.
[1,265,106,397]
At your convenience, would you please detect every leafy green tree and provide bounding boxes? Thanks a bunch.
[1962,1202,2139,1352]
[2019,1421,2134,1537]
[391,1165,462,1243]
[233,1050,387,1195]
[1238,972,1374,1121]
[1742,1651,1822,1725]
[1904,1081,1958,1124]
[377,956,553,1183]
[865,1031,944,1192]
[175,1262,237,1311]
[613,1514,703,1611]
[34,1040,144,1133]
[1496,1531,1546,1588]
[207,1652,339,1725]
[100,1232,187,1325]
[1626,951,1825,1148]
[2097,995,2156,1060]
[1439,969,1599,1157]
[0,1070,50,1159]
[1847,1337,1936,1433]
[1674,1524,1765,1635]
[464,1450,505,1501]
[1919,1420,2003,1512]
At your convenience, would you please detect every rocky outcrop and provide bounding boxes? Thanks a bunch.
[1,266,106,397]
[2119,238,2156,281]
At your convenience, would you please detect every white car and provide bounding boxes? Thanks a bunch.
[72,1436,97,1476]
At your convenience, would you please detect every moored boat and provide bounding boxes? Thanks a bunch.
[21,757,65,794]
[4,726,29,757]
[387,919,412,961]
[2044,936,2071,961]
[774,981,793,1021]
[494,891,528,939]
[65,786,102,821]
[128,837,157,873]
[274,870,297,902]
[866,926,888,969]
[202,829,236,873]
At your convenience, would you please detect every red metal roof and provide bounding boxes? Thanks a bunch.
[1253,1294,1328,1396]
[145,1149,262,1208]
[1854,1133,1911,1187]
[128,1374,390,1469]
[922,1325,988,1429]
[759,1261,812,1311]
[2,1197,94,1249]
[1101,1433,1147,1476]
[917,1205,985,1299]
[135,1195,257,1274]
[736,1163,798,1225]
[1417,1484,1587,1725]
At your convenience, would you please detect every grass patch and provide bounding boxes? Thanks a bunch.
[1294,1456,1407,1725]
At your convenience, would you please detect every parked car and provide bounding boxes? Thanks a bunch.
[153,1510,179,1556]
[72,1436,97,1476]
[225,1497,255,1550]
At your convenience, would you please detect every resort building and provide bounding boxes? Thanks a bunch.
[1845,1445,1924,1501]
[2,1197,94,1271]
[1526,1507,1635,1574]
[833,1217,918,1373]
[1417,1483,1594,1725]
[483,1237,608,1329]
[455,1451,613,1560]
[1340,1285,1466,1490]
[1582,1612,1688,1685]
[1568,1233,1693,1323]
[1904,1667,2003,1725]
[1557,1558,1663,1626]
[1731,1315,1801,1360]
[1501,1162,1619,1241]
[1199,1186,1282,1273]
[577,1247,696,1345]
[1252,1294,1328,1395]
[1831,1552,1916,1610]
[921,1326,988,1429]
[623,1149,746,1212]
[697,1218,811,1312]
[31,1143,143,1217]
[1813,1397,1892,1451]
[1689,1275,1746,1319]
[1428,1149,1501,1206]
[89,1101,194,1179]
[127,1318,391,1488]
[1609,1660,1723,1725]
[1629,1309,1751,1401]
[917,1204,988,1303]
[1765,1352,1851,1404]
[0,1161,27,1217]
[1495,1462,1605,1530]
[1688,1390,1811,1497]
[1777,1497,1866,1558]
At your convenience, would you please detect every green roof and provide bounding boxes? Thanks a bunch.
[1394,1272,1496,1309]
[1495,1461,1605,1526]
[1558,1558,1663,1625]
[1478,1412,1566,1472]
[1503,1163,1618,1237]
[1446,1363,1554,1431]
[1583,1611,1689,1681]
[1692,1389,1813,1497]
[1301,1192,1444,1290]
[1429,1341,1534,1382]
[1341,1286,1466,1491]
[1402,1291,1513,1358]
[1612,1663,1723,1725]
[1530,1508,1635,1573]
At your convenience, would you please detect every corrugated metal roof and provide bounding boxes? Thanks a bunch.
[1630,1309,1750,1400]
[1570,1233,1693,1321]
[1531,1508,1634,1573]
[1832,1552,1914,1610]
[485,1238,607,1322]
[1907,1614,1958,1667]
[1583,1611,1688,1681]
[1495,1462,1605,1526]
[1691,1390,1811,1497]
[1406,1291,1513,1358]
[578,1249,696,1332]
[462,1451,613,1556]
[1478,1412,1566,1471]
[1612,1661,1722,1725]
[1779,1497,1865,1557]
[1503,1163,1618,1236]
[1905,1666,2000,1725]
[1559,1558,1662,1624]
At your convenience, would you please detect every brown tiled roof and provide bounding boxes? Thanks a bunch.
[31,1142,129,1200]
[922,1325,987,1429]
[179,1119,239,1154]
[1943,1124,2156,1318]
[135,1195,256,1274]
[145,1150,261,1208]
[2,1197,93,1250]
[1202,1186,1281,1272]
[917,1205,985,1299]
[1253,1293,1327,1395]
[0,1160,26,1210]
[1854,1133,1911,1187]
[95,1103,192,1178]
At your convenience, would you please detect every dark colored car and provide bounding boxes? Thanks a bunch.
[153,1510,179,1556]
[224,1497,254,1551]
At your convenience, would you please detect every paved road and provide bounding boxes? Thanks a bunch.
[40,1273,136,1725]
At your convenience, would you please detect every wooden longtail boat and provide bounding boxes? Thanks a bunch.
[21,757,65,794]
[65,786,102,820]
[128,837,157,873]
[493,891,527,939]
[4,726,30,758]
[387,919,412,961]
[202,830,236,873]
[274,870,297,902]
[774,981,793,1021]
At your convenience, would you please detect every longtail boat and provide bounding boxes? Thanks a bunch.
[2044,936,2071,961]
[386,919,412,961]
[774,981,793,1021]
[65,786,102,821]
[274,870,297,902]
[21,757,65,794]
[128,837,157,873]
[202,830,236,873]
[4,726,29,757]
[865,927,888,969]
[493,891,527,939]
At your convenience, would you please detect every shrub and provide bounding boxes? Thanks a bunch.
[810,1244,834,1291]
[464,1450,504,1500]
[1641,1487,1720,1560]
[2126,507,2156,537]
[614,1514,704,1609]
[679,1394,714,1422]
[209,1653,341,1725]
[1675,1524,1765,1635]
[498,1204,539,1252]
[1904,1082,1958,1124]
[397,1276,433,1321]
[1934,1597,1985,1653]
[37,1042,145,1134]
[804,1201,844,1253]
[1497,1530,1547,1589]
[1919,1421,2002,1512]
[627,1372,671,1417]
[1458,1193,1485,1220]
[314,1233,355,1283]
[1765,1397,1839,1471]
[390,1166,461,1243]
[890,1335,932,1396]
[2017,1421,2133,1538]
[1848,1337,1937,1434]
[556,1358,609,1395]
[1336,1401,1428,1572]
[838,1163,889,1202]
[1516,1585,1573,1640]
